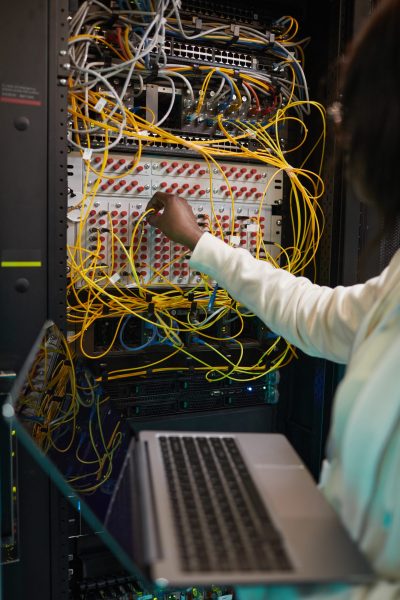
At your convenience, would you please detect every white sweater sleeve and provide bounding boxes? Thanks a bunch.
[190,233,388,364]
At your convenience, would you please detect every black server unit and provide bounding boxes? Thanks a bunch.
[1,0,70,598]
[2,1,387,599]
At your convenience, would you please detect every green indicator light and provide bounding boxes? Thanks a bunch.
[1,261,42,267]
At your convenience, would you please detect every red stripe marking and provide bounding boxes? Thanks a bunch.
[0,96,42,106]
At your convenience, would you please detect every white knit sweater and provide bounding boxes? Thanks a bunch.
[190,233,400,599]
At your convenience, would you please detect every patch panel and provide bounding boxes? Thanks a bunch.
[69,152,283,204]
[68,152,282,288]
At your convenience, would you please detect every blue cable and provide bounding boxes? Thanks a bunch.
[207,284,219,311]
[119,316,157,351]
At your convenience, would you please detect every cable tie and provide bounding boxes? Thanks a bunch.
[264,30,275,44]
[82,148,93,161]
[109,272,121,284]
[147,302,155,316]
[94,98,107,113]
[144,62,159,83]
[226,24,240,48]
[192,17,202,33]
[245,128,257,138]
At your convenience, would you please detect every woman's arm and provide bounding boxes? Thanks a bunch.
[190,233,386,364]
[146,193,388,364]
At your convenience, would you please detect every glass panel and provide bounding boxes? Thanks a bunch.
[0,413,19,565]
[2,320,147,584]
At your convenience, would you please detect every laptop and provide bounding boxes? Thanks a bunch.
[2,320,373,589]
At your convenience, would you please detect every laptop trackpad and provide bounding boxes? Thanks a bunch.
[253,466,333,519]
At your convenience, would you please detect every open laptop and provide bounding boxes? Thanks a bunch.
[2,320,373,589]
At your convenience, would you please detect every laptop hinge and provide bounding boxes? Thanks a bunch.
[135,440,163,563]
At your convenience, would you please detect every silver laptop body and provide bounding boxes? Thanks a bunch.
[106,429,373,588]
[4,320,373,589]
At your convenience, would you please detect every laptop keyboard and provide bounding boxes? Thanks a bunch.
[159,435,293,573]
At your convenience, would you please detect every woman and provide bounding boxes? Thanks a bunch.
[146,0,400,596]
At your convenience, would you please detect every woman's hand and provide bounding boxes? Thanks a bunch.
[145,191,204,251]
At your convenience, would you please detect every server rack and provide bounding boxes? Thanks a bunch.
[0,1,383,598]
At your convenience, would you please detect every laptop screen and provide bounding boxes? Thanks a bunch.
[2,320,141,579]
